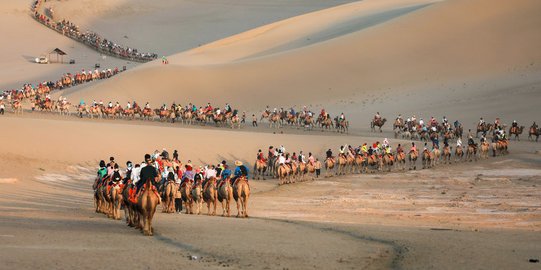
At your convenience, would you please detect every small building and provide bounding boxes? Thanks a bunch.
[49,48,67,63]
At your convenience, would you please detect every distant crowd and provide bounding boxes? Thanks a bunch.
[31,0,158,62]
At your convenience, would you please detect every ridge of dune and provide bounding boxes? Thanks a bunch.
[65,0,541,126]
[167,0,438,65]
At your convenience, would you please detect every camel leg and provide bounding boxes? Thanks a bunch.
[236,199,241,218]
[213,198,217,215]
[243,197,248,218]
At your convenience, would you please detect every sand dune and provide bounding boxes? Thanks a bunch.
[64,0,541,127]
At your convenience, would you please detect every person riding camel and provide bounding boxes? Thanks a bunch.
[225,103,232,114]
[374,112,381,122]
[124,161,133,183]
[383,138,390,149]
[308,152,315,166]
[396,144,404,154]
[107,101,113,108]
[339,145,347,158]
[111,164,122,185]
[494,118,501,130]
[511,120,518,132]
[326,149,334,161]
[340,113,345,122]
[291,152,298,163]
[320,109,326,119]
[361,143,368,155]
[257,149,266,163]
[468,135,477,151]
[409,142,417,154]
[136,154,159,195]
[205,103,213,113]
[231,160,249,185]
[145,102,150,109]
[299,151,306,163]
[97,160,108,180]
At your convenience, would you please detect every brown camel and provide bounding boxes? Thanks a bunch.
[203,177,218,216]
[191,180,203,215]
[163,180,176,213]
[233,177,250,218]
[136,178,160,236]
[325,158,335,177]
[422,150,431,169]
[395,152,406,170]
[480,142,490,159]
[442,146,452,164]
[181,181,194,214]
[509,126,524,141]
[110,183,124,220]
[277,164,290,185]
[455,146,464,162]
[253,160,267,180]
[371,118,387,132]
[337,155,347,175]
[218,178,233,217]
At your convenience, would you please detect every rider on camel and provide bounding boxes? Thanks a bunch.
[374,112,381,121]
[409,142,417,154]
[494,118,501,129]
[308,152,315,166]
[231,160,249,185]
[320,109,326,119]
[257,149,267,163]
[326,149,333,161]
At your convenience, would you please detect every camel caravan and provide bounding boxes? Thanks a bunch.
[254,147,322,185]
[32,0,157,62]
[260,107,349,133]
[93,150,251,236]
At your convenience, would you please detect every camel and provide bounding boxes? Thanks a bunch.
[432,148,441,166]
[336,155,348,175]
[110,182,124,220]
[233,176,250,218]
[231,115,241,129]
[395,152,406,170]
[11,101,23,115]
[162,180,176,213]
[190,180,203,215]
[492,140,508,156]
[442,146,452,164]
[466,145,477,162]
[320,117,334,131]
[269,113,281,129]
[289,162,298,183]
[480,142,490,159]
[509,126,524,141]
[181,181,194,214]
[218,178,233,217]
[367,154,379,173]
[297,162,308,181]
[277,164,290,185]
[305,162,316,180]
[528,126,540,142]
[253,160,267,180]
[422,150,431,169]
[455,145,464,162]
[476,123,493,138]
[203,177,218,216]
[408,151,418,170]
[136,177,160,236]
[371,118,387,132]
[354,154,367,173]
[381,153,394,172]
[346,154,355,174]
[122,183,137,227]
[335,118,349,134]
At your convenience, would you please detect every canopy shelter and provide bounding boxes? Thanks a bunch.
[49,48,67,63]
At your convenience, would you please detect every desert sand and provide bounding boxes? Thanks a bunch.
[1,0,541,269]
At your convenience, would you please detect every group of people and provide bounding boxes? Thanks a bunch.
[94,149,250,213]
[32,0,157,62]
[259,145,323,178]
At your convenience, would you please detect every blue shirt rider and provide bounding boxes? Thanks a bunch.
[231,160,249,185]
